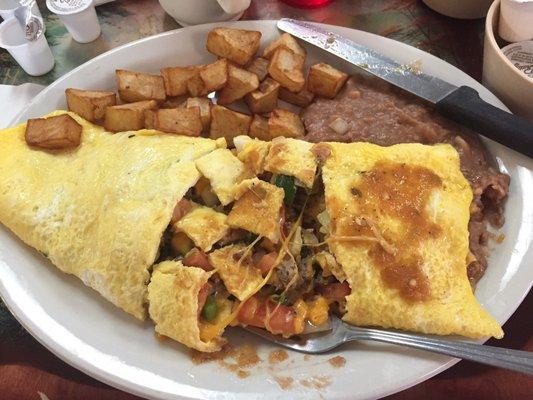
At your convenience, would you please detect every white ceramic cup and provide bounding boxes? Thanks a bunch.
[46,0,101,43]
[158,0,251,26]
[0,17,54,76]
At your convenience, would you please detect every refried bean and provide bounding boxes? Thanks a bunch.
[302,75,510,284]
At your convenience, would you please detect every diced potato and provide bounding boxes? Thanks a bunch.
[246,57,269,81]
[25,114,82,150]
[244,78,280,114]
[263,33,306,61]
[186,73,205,98]
[217,64,259,105]
[65,89,116,122]
[104,100,158,132]
[249,114,269,141]
[206,27,261,66]
[163,60,228,98]
[195,148,253,205]
[161,66,199,97]
[307,63,348,99]
[227,178,284,243]
[199,59,228,93]
[209,105,252,146]
[116,69,166,103]
[160,95,187,109]
[268,47,305,93]
[278,85,315,107]
[186,97,212,132]
[268,109,305,138]
[144,107,202,136]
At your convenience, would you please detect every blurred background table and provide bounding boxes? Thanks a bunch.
[0,0,531,399]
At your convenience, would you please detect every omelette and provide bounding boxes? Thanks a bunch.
[0,115,502,353]
[0,111,221,320]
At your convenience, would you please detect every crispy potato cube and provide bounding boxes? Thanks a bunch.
[174,206,229,252]
[161,95,187,109]
[116,69,166,103]
[25,114,82,150]
[186,73,205,98]
[186,97,212,132]
[227,178,284,243]
[278,85,315,107]
[265,33,306,60]
[244,78,280,114]
[195,148,253,205]
[209,105,252,146]
[104,100,157,132]
[161,66,199,97]
[307,63,348,98]
[247,57,269,81]
[206,27,261,66]
[249,114,270,141]
[217,64,259,105]
[268,109,305,138]
[199,59,228,93]
[144,107,202,136]
[268,48,305,93]
[164,60,228,98]
[263,33,306,61]
[65,89,116,122]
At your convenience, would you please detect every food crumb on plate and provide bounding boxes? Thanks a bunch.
[299,375,332,389]
[190,344,261,378]
[268,349,289,364]
[273,376,294,390]
[328,355,346,368]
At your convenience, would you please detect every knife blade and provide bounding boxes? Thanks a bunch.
[277,18,533,158]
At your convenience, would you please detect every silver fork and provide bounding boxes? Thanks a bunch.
[244,317,533,375]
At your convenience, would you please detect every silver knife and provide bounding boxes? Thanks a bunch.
[277,18,533,158]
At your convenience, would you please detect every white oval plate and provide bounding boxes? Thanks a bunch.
[1,21,532,400]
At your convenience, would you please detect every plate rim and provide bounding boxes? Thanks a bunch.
[1,19,529,400]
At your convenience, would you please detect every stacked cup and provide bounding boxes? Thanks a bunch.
[0,0,54,76]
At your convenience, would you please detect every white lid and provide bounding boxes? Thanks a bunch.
[501,41,533,79]
[46,0,92,15]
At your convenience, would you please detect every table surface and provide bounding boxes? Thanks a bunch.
[0,1,531,399]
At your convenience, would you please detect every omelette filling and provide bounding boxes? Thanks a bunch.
[156,166,350,337]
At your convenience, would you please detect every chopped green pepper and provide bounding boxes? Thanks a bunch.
[275,174,296,205]
[202,294,218,322]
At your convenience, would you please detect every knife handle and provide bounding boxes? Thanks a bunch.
[436,86,533,159]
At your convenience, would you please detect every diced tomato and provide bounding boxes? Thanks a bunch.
[183,248,214,271]
[171,199,192,225]
[316,281,351,302]
[255,252,278,275]
[197,282,212,316]
[237,296,297,336]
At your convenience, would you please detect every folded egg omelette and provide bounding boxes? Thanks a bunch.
[0,111,221,320]
[321,142,503,338]
[0,115,502,352]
